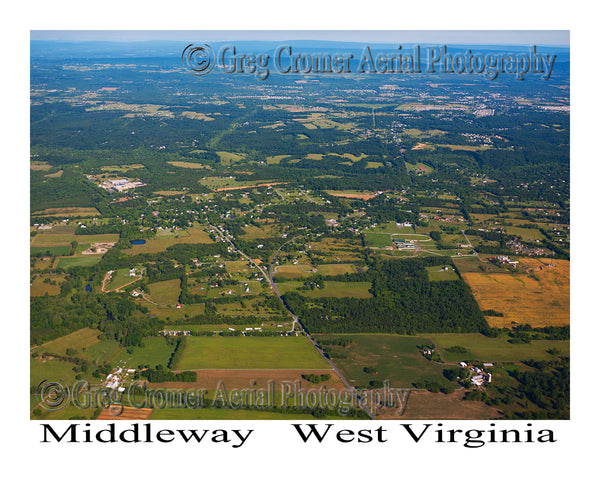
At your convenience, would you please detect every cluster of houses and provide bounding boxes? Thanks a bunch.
[160,329,191,336]
[393,238,416,250]
[104,365,136,392]
[489,255,519,267]
[459,361,493,386]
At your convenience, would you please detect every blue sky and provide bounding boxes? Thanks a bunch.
[30,30,569,46]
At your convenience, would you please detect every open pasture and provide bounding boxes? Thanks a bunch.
[316,334,455,389]
[425,266,460,281]
[276,281,372,299]
[167,161,212,169]
[122,226,213,254]
[32,328,101,356]
[32,207,100,217]
[31,245,72,256]
[113,337,177,368]
[30,274,66,296]
[147,279,181,306]
[175,336,329,370]
[425,333,569,363]
[56,256,101,269]
[100,164,145,172]
[106,268,141,292]
[461,258,569,327]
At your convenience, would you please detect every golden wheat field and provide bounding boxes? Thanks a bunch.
[462,258,569,328]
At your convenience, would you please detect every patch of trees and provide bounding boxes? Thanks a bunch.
[282,257,489,334]
[411,380,450,394]
[302,374,332,384]
[482,309,504,317]
[317,337,353,347]
[140,366,198,383]
[167,336,187,369]
[443,367,470,382]
[508,357,569,419]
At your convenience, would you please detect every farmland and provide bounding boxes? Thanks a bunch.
[175,336,330,370]
[318,332,569,391]
[56,256,102,269]
[31,327,101,356]
[121,225,214,254]
[315,334,456,389]
[461,258,570,327]
[113,337,177,368]
[30,37,570,421]
[275,281,373,298]
[147,279,181,305]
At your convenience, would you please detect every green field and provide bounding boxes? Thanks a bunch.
[274,263,359,280]
[30,245,72,256]
[317,333,569,390]
[122,226,213,254]
[107,268,141,291]
[113,337,177,368]
[74,234,120,244]
[216,151,245,164]
[56,256,102,269]
[425,333,570,363]
[276,281,373,298]
[364,232,393,247]
[32,328,101,355]
[425,266,460,281]
[141,302,206,321]
[30,274,65,296]
[315,264,359,275]
[502,225,545,241]
[147,279,181,305]
[31,233,76,246]
[30,356,80,388]
[176,336,329,370]
[317,334,454,389]
[76,338,123,365]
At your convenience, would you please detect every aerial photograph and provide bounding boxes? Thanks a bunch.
[30,30,570,421]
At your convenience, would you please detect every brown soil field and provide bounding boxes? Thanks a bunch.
[32,207,100,217]
[327,192,379,200]
[97,406,153,420]
[154,369,345,392]
[181,111,216,121]
[214,182,286,192]
[387,389,502,419]
[462,258,569,327]
[411,142,435,150]
[31,161,53,171]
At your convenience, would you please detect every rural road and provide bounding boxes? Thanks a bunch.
[208,223,375,419]
[267,235,375,419]
[461,230,481,260]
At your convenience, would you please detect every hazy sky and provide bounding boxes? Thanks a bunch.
[30,30,569,46]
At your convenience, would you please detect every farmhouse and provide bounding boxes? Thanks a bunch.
[160,329,191,336]
[471,373,493,386]
[393,238,416,250]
